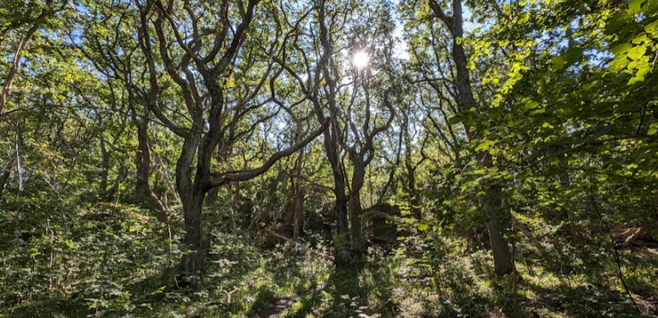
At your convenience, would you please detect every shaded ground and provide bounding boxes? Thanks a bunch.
[254,286,323,318]
[3,207,657,318]
[255,295,300,318]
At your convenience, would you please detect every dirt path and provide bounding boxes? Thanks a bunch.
[253,287,320,318]
[253,294,301,318]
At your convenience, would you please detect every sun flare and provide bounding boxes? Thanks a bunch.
[352,51,370,69]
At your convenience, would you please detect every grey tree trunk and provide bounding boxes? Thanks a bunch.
[322,132,350,265]
[429,0,514,276]
[176,133,206,278]
[485,186,515,277]
[404,155,421,220]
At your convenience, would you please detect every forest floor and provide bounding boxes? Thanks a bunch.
[1,205,657,317]
[253,285,321,318]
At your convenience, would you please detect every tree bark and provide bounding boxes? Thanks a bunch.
[557,153,581,244]
[181,191,206,277]
[228,182,239,233]
[176,133,206,277]
[334,181,351,265]
[485,186,515,277]
[292,182,304,240]
[133,115,166,220]
[99,139,110,195]
[405,155,422,219]
[349,151,367,255]
[292,151,305,240]
[105,164,127,202]
[0,159,14,200]
[205,186,219,208]
[318,120,350,265]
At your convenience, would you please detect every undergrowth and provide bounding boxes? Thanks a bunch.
[1,202,656,317]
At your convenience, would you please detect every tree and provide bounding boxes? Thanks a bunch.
[401,0,515,276]
[0,0,68,116]
[134,0,330,277]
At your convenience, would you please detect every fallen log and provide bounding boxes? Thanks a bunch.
[263,228,296,244]
[612,227,645,247]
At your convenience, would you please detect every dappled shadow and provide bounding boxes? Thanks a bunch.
[187,242,331,318]
[522,278,647,317]
[516,244,658,317]
[283,258,401,318]
[5,295,87,318]
[5,264,181,318]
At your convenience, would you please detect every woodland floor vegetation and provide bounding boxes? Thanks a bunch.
[1,202,657,317]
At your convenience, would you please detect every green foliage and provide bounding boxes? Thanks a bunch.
[0,202,180,317]
[2,0,658,317]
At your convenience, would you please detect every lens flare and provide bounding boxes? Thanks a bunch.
[352,51,370,69]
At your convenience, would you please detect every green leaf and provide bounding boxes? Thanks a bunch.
[552,56,565,71]
[448,114,464,125]
[564,47,585,63]
[418,223,428,231]
[476,140,495,151]
[628,0,646,14]
[627,46,647,60]
[611,43,632,55]
[525,100,539,110]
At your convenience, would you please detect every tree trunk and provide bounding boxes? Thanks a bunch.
[292,178,305,240]
[106,164,127,202]
[0,159,14,200]
[177,94,224,278]
[325,132,350,265]
[176,134,206,278]
[315,2,351,266]
[557,154,581,244]
[405,160,421,219]
[134,116,166,220]
[313,100,350,265]
[228,182,239,233]
[478,154,514,277]
[488,218,514,276]
[205,186,219,208]
[99,139,110,194]
[429,0,514,276]
[349,153,367,255]
[335,187,350,265]
[349,190,364,254]
[292,150,305,240]
[485,186,515,277]
[1,21,40,115]
[181,191,205,277]
[134,118,150,199]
